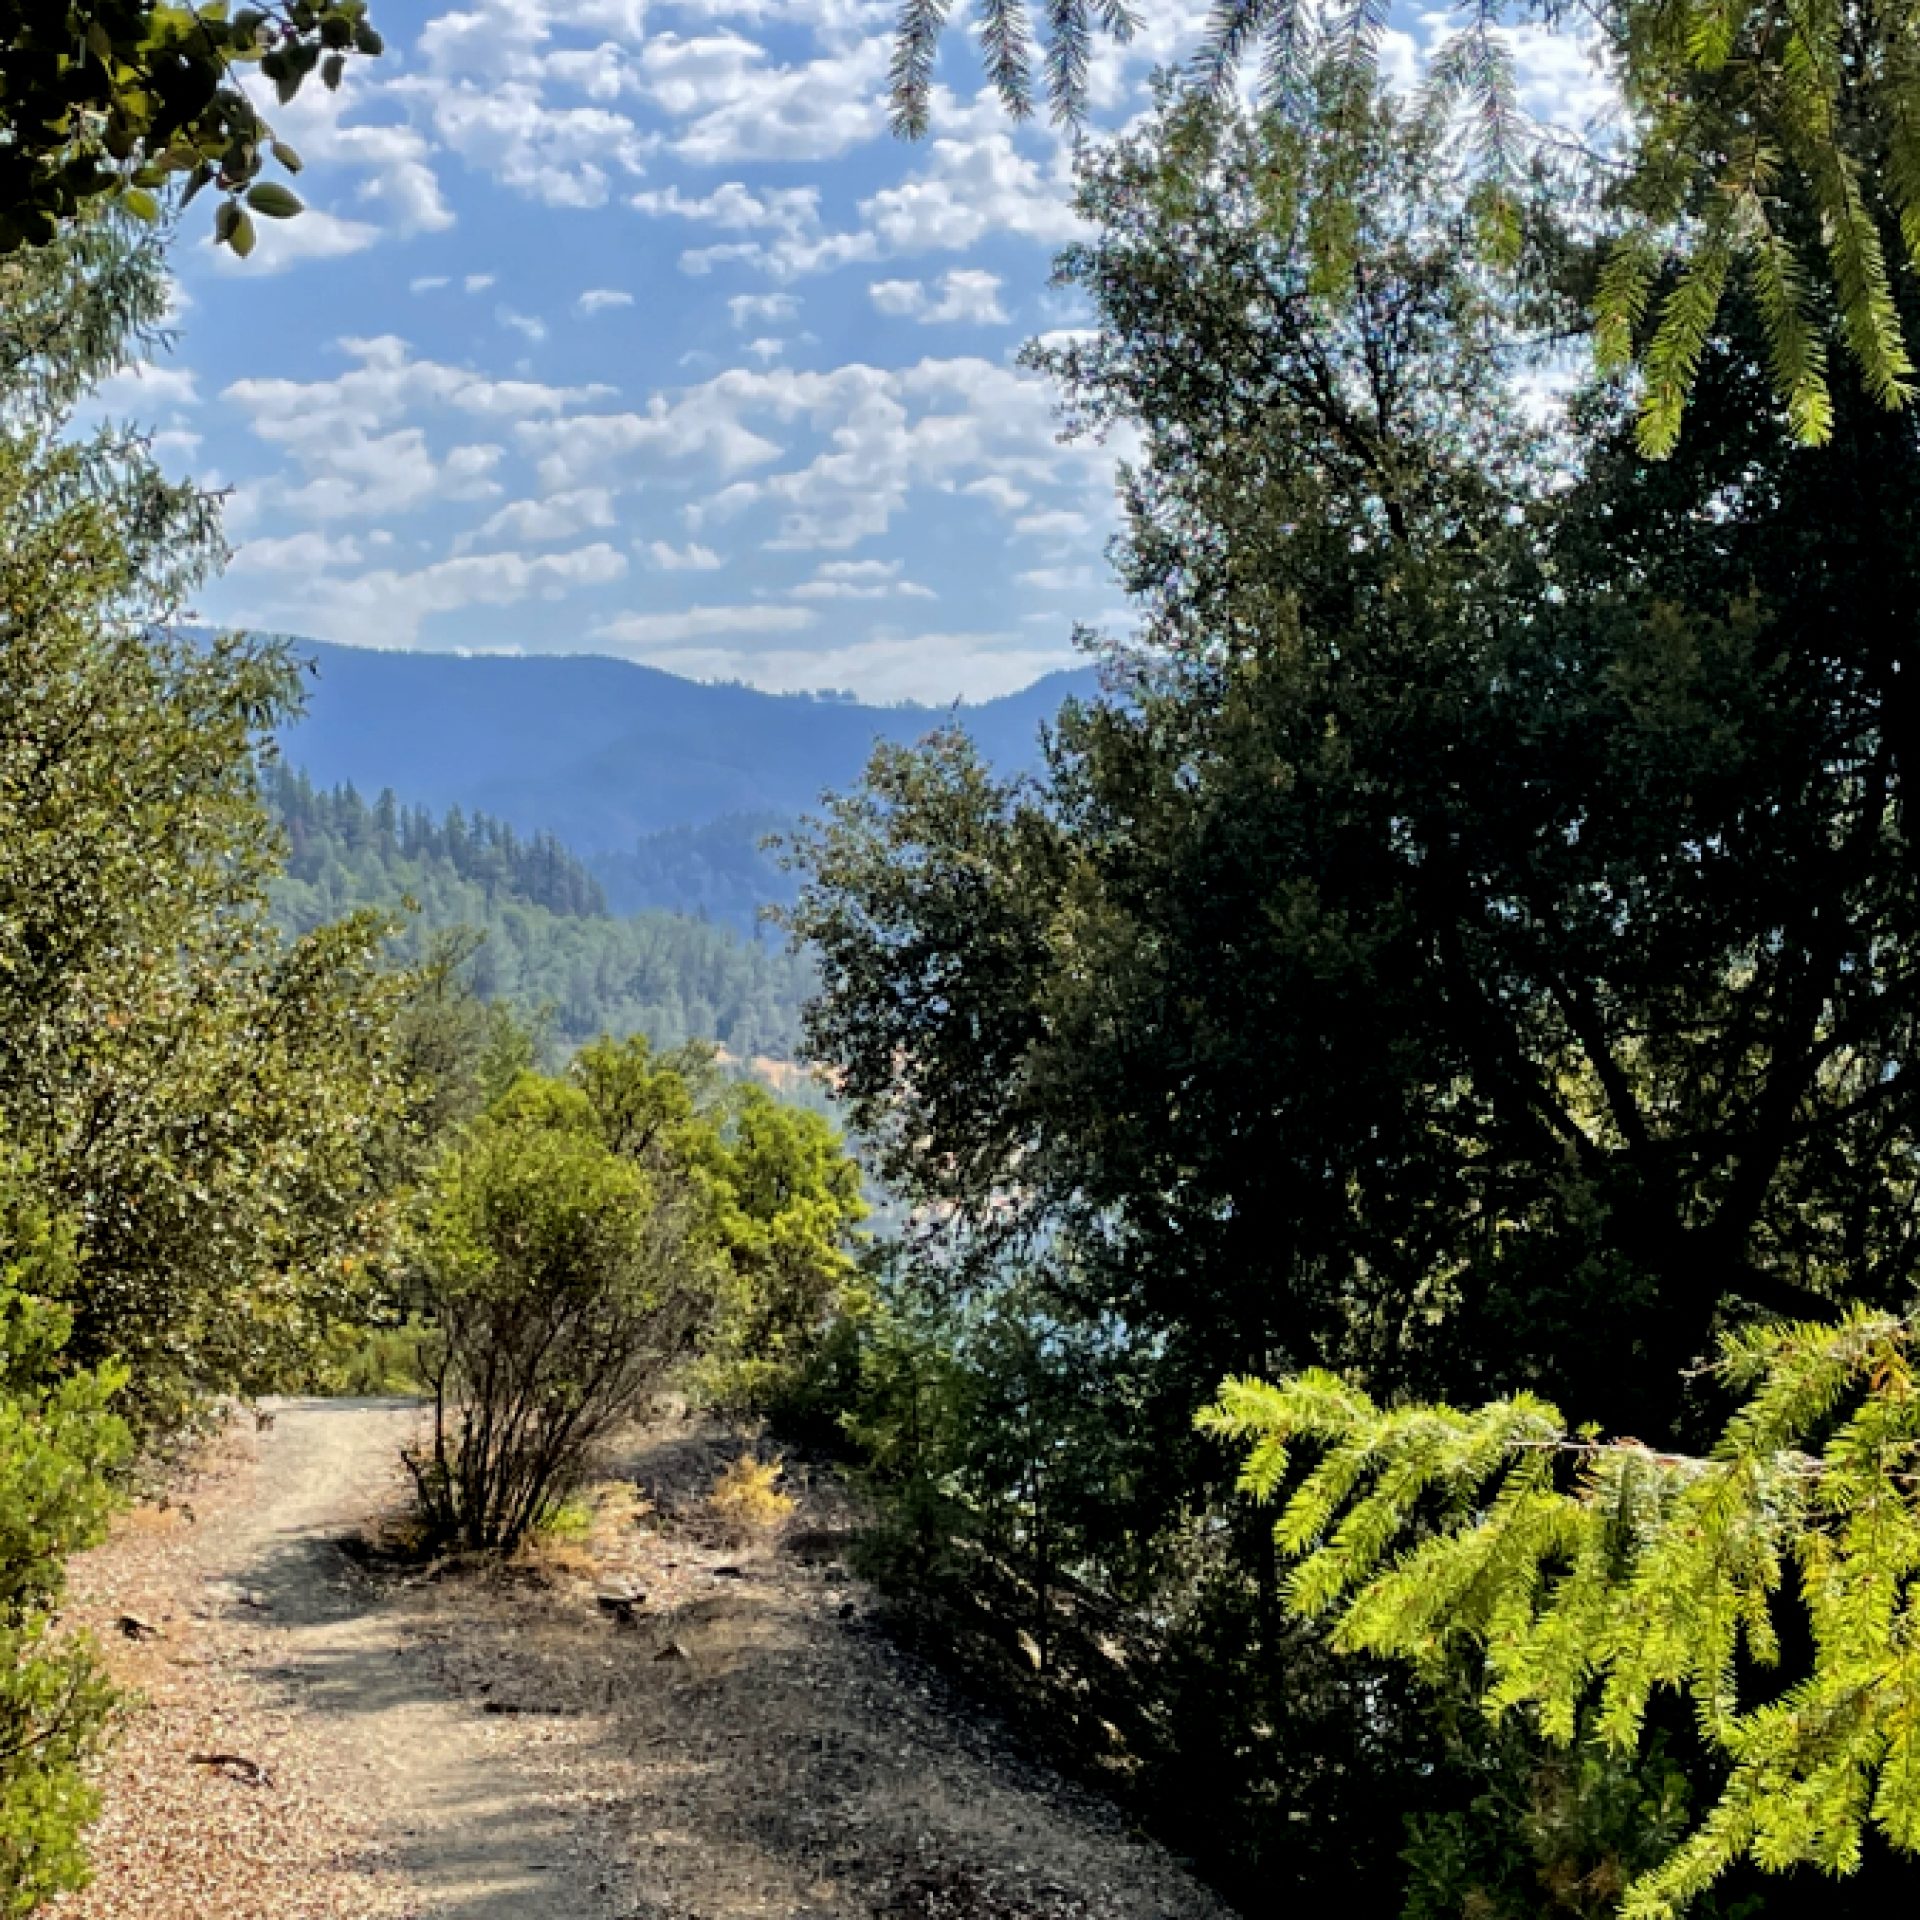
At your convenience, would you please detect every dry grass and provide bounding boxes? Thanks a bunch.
[704,1453,796,1542]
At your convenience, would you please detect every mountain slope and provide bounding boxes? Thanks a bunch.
[274,639,1096,857]
[267,769,814,1059]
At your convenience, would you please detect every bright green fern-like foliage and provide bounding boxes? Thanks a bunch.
[1200,1311,1920,1914]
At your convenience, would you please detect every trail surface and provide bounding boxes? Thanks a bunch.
[56,1400,1233,1920]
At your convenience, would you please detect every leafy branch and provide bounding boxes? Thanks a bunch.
[1201,1308,1920,1915]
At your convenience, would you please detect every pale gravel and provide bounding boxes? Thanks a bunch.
[47,1400,1234,1920]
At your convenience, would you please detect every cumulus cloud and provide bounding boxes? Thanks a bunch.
[466,487,617,547]
[1018,564,1099,592]
[91,362,200,412]
[207,207,383,274]
[728,291,800,329]
[395,71,654,207]
[227,530,367,575]
[788,558,935,601]
[861,131,1080,255]
[644,540,724,570]
[498,306,549,343]
[638,31,887,163]
[230,542,631,648]
[595,602,820,645]
[187,0,1142,692]
[614,357,1115,551]
[222,335,611,524]
[867,269,1007,324]
[632,180,877,278]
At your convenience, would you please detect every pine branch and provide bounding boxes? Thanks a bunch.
[1203,1308,1920,1915]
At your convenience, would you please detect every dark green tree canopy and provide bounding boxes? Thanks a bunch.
[790,85,1920,1903]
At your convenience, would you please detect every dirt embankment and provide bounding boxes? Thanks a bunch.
[53,1401,1233,1920]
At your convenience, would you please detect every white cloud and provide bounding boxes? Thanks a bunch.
[1014,506,1093,540]
[868,269,1007,324]
[228,530,366,575]
[1018,564,1098,592]
[92,362,200,411]
[468,487,617,546]
[639,31,887,163]
[234,542,631,648]
[498,305,549,343]
[465,272,496,293]
[633,179,880,280]
[680,228,878,281]
[411,273,451,293]
[633,180,820,233]
[861,131,1080,256]
[396,74,653,207]
[637,356,1114,551]
[519,383,786,491]
[228,335,607,439]
[223,335,611,524]
[207,207,382,274]
[595,602,820,645]
[644,540,724,570]
[577,287,635,315]
[788,558,935,601]
[254,81,455,243]
[728,291,799,330]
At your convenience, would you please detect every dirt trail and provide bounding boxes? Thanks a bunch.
[206,1400,613,1917]
[56,1400,1233,1920]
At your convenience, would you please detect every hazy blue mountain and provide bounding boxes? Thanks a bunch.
[275,639,1098,857]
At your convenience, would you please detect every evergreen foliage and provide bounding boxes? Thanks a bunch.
[264,769,816,1062]
[790,76,1920,1909]
[405,1034,866,1553]
[270,767,608,919]
[1202,1309,1920,1916]
[0,1158,126,1914]
[590,812,795,935]
[404,1095,714,1556]
[0,226,415,1428]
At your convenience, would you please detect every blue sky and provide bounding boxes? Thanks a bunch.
[98,1,1610,703]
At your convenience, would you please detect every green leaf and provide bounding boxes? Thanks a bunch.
[227,208,257,257]
[245,183,303,219]
[120,187,160,223]
[270,140,304,174]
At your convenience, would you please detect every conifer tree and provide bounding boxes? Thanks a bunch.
[1202,1308,1920,1915]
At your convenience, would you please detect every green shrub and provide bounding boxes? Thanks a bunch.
[0,1169,129,1912]
[305,1317,439,1397]
[403,1105,719,1554]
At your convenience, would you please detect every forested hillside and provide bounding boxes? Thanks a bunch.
[273,637,1093,857]
[588,813,791,933]
[267,769,812,1059]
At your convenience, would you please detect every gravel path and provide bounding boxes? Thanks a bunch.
[53,1400,1233,1920]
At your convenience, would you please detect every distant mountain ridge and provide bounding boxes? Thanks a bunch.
[274,639,1098,858]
